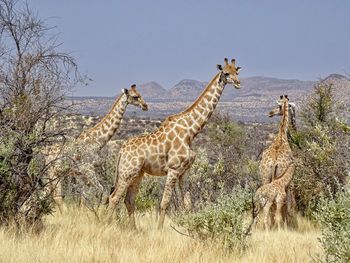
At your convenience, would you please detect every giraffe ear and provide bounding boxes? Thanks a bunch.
[122,88,128,94]
[217,64,223,71]
[236,67,242,73]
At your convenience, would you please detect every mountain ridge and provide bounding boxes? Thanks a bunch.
[68,74,349,122]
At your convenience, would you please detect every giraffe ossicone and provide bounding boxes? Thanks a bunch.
[107,57,242,229]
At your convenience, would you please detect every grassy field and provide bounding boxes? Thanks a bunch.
[0,207,322,263]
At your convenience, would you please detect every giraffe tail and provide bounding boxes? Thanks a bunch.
[273,164,278,181]
[268,164,278,182]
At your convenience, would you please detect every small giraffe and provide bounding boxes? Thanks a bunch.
[255,95,296,229]
[108,58,242,229]
[45,84,148,211]
[255,162,295,230]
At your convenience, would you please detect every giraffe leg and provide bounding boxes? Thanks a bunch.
[178,173,186,207]
[107,179,131,221]
[158,169,179,229]
[275,193,286,229]
[124,174,143,229]
[52,179,64,213]
[262,201,273,230]
[48,169,64,213]
[178,150,195,209]
[283,185,296,226]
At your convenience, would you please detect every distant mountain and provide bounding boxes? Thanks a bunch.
[324,73,349,81]
[169,79,207,100]
[166,76,315,102]
[139,81,168,100]
[323,74,350,107]
[225,76,315,101]
[67,74,349,122]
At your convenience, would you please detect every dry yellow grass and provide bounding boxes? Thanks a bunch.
[0,207,322,263]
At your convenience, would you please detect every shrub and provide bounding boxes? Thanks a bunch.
[175,187,253,250]
[292,83,349,217]
[314,188,350,263]
[135,176,163,213]
[0,0,81,227]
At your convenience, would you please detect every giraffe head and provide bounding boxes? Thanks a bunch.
[216,58,242,88]
[269,95,297,129]
[122,84,148,111]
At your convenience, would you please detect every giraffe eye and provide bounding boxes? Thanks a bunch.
[132,96,139,100]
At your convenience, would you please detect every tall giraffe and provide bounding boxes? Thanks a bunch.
[45,84,148,211]
[255,95,296,229]
[108,58,242,229]
[259,95,296,185]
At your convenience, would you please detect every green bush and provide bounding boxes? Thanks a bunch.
[292,82,349,217]
[175,187,252,250]
[135,176,162,213]
[314,188,350,263]
[0,0,81,227]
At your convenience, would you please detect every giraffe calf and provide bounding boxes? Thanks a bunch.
[254,163,295,230]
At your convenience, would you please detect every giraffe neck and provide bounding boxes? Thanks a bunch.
[77,93,128,149]
[276,100,289,143]
[175,73,225,138]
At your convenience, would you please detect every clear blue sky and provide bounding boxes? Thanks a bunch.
[30,0,350,96]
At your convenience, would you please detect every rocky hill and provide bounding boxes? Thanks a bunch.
[169,79,207,100]
[139,81,168,101]
[323,73,350,107]
[67,74,349,123]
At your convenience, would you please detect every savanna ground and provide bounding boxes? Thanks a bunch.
[0,206,321,263]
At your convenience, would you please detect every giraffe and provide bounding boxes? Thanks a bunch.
[259,95,296,185]
[254,162,295,229]
[45,84,148,211]
[254,95,296,229]
[108,57,242,229]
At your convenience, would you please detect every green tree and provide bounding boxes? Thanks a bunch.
[0,0,82,228]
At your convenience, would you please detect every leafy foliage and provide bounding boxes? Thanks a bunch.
[314,188,350,263]
[0,0,81,227]
[291,83,349,217]
[175,187,252,250]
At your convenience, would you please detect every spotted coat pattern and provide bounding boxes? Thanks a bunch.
[108,58,242,229]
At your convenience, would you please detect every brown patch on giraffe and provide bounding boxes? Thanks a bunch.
[131,158,138,166]
[173,137,181,150]
[203,93,212,101]
[167,130,176,141]
[174,125,183,135]
[151,139,158,146]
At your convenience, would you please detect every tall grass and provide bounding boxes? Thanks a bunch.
[0,207,321,263]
